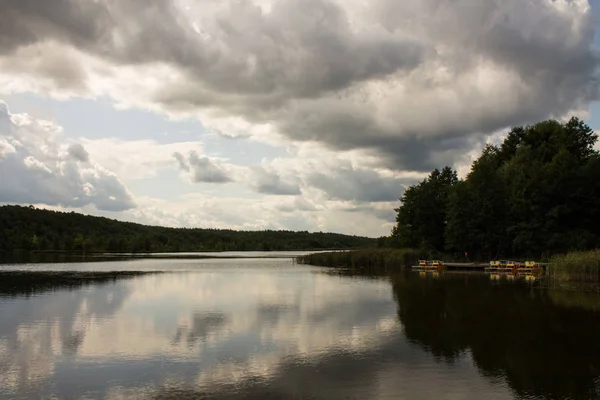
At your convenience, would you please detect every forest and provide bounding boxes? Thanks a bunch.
[390,117,600,260]
[0,205,375,253]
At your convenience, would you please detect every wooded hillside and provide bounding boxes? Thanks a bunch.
[0,205,375,253]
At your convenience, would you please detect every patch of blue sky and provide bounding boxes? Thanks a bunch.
[2,92,287,165]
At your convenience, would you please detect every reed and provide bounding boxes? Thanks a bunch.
[548,289,600,311]
[547,249,600,284]
[296,248,422,273]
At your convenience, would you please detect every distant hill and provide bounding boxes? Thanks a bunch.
[0,205,376,253]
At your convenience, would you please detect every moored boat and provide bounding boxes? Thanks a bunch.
[486,260,520,272]
[517,261,543,273]
[412,260,445,271]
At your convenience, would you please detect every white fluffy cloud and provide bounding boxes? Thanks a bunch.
[249,165,302,195]
[84,192,392,237]
[79,137,206,181]
[0,136,16,159]
[36,121,409,235]
[0,101,135,211]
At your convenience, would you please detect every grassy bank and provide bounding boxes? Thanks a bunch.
[547,250,600,285]
[296,248,423,273]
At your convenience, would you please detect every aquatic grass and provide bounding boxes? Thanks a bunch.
[548,289,600,311]
[296,248,423,273]
[547,249,600,285]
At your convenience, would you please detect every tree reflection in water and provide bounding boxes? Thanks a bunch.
[2,267,600,400]
[391,271,600,400]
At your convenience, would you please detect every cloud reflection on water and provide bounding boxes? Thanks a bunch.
[0,262,515,400]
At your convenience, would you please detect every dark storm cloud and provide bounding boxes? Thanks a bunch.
[0,0,424,98]
[340,204,397,223]
[0,0,110,54]
[378,0,598,80]
[173,151,232,183]
[67,143,89,162]
[0,0,598,172]
[306,165,408,202]
[173,152,190,172]
[250,166,301,195]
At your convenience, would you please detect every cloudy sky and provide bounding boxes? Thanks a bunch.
[1,0,599,237]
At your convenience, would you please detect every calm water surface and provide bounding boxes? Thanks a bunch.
[1,257,600,399]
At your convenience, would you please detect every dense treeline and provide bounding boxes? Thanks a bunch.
[0,205,375,253]
[391,117,600,260]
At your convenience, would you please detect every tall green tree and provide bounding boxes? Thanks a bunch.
[445,117,600,258]
[446,145,508,259]
[394,116,600,259]
[393,166,457,252]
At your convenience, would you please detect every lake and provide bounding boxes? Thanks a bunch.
[1,255,600,399]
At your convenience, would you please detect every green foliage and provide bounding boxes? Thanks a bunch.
[296,248,423,273]
[547,250,600,284]
[391,166,457,252]
[392,116,600,260]
[0,205,375,253]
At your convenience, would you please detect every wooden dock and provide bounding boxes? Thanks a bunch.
[412,262,548,271]
[444,262,489,270]
[411,262,488,271]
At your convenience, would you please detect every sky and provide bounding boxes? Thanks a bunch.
[0,0,599,237]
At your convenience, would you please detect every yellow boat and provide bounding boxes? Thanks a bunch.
[413,260,432,270]
[412,260,445,271]
[485,261,499,272]
[517,261,543,273]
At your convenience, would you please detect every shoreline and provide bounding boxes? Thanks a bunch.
[297,248,600,290]
[0,249,349,263]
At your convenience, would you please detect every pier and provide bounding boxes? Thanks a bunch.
[443,262,489,270]
[412,261,548,272]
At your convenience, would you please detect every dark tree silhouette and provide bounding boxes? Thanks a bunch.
[0,206,375,253]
